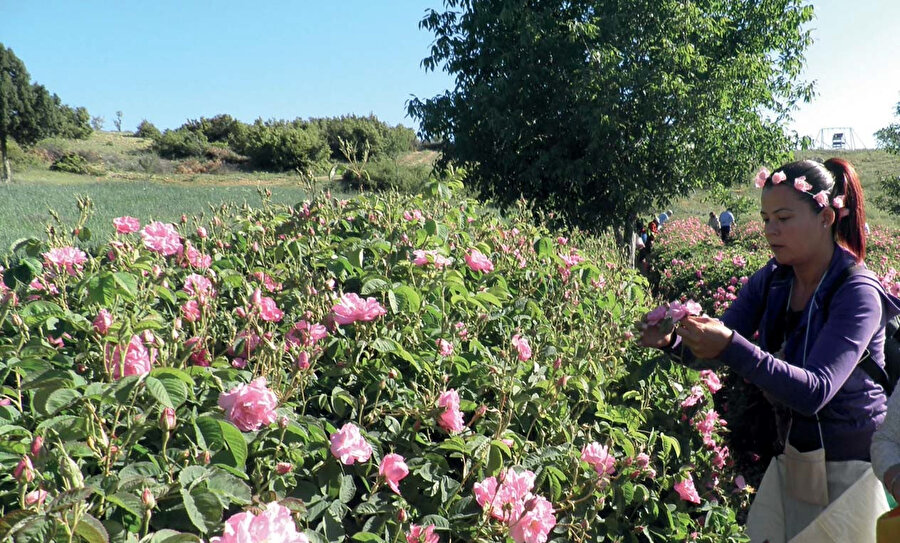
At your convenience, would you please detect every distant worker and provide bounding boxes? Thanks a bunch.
[658,209,674,228]
[719,208,735,242]
[707,212,721,236]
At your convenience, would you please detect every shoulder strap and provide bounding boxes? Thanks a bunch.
[825,265,894,394]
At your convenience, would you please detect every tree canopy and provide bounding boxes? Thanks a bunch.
[1,43,91,181]
[874,99,900,217]
[409,0,815,236]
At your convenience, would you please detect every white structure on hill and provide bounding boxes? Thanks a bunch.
[813,127,867,150]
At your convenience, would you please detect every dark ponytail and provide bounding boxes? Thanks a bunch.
[823,158,866,263]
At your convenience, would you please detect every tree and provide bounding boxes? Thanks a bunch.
[91,115,104,131]
[874,99,900,217]
[114,110,123,132]
[1,44,40,182]
[409,0,815,241]
[1,44,93,182]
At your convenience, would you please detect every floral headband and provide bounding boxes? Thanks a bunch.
[754,167,848,218]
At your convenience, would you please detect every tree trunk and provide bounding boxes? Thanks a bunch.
[0,136,10,183]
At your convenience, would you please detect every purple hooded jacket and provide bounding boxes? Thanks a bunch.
[667,245,900,461]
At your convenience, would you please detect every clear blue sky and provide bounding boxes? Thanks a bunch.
[3,1,898,147]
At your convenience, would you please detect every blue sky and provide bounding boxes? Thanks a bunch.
[3,1,899,147]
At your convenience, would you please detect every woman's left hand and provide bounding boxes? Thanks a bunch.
[675,316,735,359]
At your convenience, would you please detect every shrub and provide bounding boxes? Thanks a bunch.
[181,114,241,143]
[152,128,208,159]
[175,158,224,174]
[0,183,750,542]
[135,119,162,139]
[49,150,105,175]
[342,157,431,192]
[313,115,418,160]
[228,120,329,172]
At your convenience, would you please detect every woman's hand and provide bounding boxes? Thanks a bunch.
[675,316,734,359]
[637,319,674,349]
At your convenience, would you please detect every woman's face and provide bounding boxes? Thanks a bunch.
[760,184,831,266]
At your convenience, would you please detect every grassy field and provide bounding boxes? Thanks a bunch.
[670,149,900,229]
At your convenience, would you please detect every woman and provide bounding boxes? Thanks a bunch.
[640,158,900,542]
[707,211,721,236]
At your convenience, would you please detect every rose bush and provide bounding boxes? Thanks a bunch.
[0,179,749,542]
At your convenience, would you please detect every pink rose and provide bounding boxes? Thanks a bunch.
[754,167,769,188]
[511,334,532,361]
[331,293,387,325]
[413,249,451,268]
[437,389,466,433]
[93,309,113,335]
[645,305,668,326]
[286,320,328,348]
[508,494,556,543]
[107,335,153,379]
[275,462,293,475]
[140,221,183,256]
[771,170,786,185]
[793,176,812,192]
[832,195,845,209]
[183,274,216,300]
[406,524,439,543]
[257,296,284,322]
[465,249,494,273]
[813,190,830,208]
[42,247,88,275]
[14,455,34,482]
[329,422,373,465]
[581,442,616,476]
[379,453,409,495]
[24,489,48,506]
[210,502,309,543]
[181,300,202,322]
[473,469,536,522]
[674,473,701,504]
[436,339,453,357]
[402,210,424,222]
[218,378,279,432]
[197,226,208,238]
[113,216,141,234]
[699,370,722,394]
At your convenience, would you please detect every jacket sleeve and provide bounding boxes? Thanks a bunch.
[872,388,900,482]
[718,278,883,416]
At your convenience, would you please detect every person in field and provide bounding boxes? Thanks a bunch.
[707,211,721,236]
[639,159,900,542]
[719,207,735,241]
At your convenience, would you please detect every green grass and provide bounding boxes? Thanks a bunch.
[670,149,900,230]
[0,173,349,254]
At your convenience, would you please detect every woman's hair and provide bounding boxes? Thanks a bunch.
[762,158,867,262]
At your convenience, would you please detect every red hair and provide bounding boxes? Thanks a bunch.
[824,158,866,262]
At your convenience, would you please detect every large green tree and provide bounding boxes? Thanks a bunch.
[409,0,814,239]
[874,99,900,217]
[0,44,91,182]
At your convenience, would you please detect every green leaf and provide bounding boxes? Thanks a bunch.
[179,465,208,488]
[49,487,96,513]
[195,416,224,450]
[207,468,252,505]
[73,512,109,543]
[144,376,174,409]
[112,272,138,300]
[391,285,421,313]
[361,278,389,295]
[0,509,35,539]
[180,488,208,534]
[20,301,66,327]
[146,530,204,543]
[351,533,384,542]
[217,420,248,467]
[339,474,356,504]
[660,433,681,458]
[43,388,82,415]
[371,338,398,353]
[156,375,189,408]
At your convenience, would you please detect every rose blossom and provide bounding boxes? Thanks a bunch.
[107,335,153,379]
[581,442,616,476]
[406,524,439,543]
[329,423,373,465]
[209,502,309,543]
[113,216,141,234]
[286,320,328,348]
[93,309,113,335]
[14,455,34,482]
[508,494,556,543]
[140,221,183,256]
[256,295,284,322]
[24,489,48,506]
[771,171,787,185]
[674,473,701,504]
[699,370,722,394]
[378,453,409,495]
[413,249,452,268]
[511,334,532,361]
[645,305,668,326]
[436,339,453,357]
[331,293,387,325]
[218,378,279,432]
[437,389,465,433]
[275,462,293,475]
[465,248,494,273]
[183,273,216,301]
[43,247,88,275]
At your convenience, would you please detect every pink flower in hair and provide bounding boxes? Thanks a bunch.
[771,171,787,185]
[832,195,845,209]
[839,208,850,218]
[754,168,769,188]
[793,176,812,192]
[812,191,829,208]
